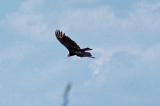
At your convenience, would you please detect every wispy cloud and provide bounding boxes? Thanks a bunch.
[56,2,160,44]
[0,0,160,106]
[19,0,45,12]
[1,0,160,86]
[0,44,32,65]
[140,44,160,62]
[90,48,113,77]
[87,44,160,87]
[1,0,52,41]
[1,1,160,42]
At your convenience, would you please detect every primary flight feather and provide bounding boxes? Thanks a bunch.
[55,30,94,58]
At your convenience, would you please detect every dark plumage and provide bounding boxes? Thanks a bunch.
[55,30,94,58]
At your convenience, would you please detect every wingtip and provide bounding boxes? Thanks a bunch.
[55,29,60,35]
[55,29,65,38]
[55,29,60,33]
[55,29,60,31]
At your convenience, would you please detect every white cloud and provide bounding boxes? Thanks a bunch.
[1,1,160,105]
[0,44,32,65]
[2,1,160,42]
[87,44,160,87]
[141,45,160,62]
[126,2,160,34]
[56,2,160,41]
[1,0,52,41]
[89,48,113,77]
[1,0,160,85]
[19,0,45,12]
[66,0,103,5]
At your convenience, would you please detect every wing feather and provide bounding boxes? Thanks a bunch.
[55,30,80,51]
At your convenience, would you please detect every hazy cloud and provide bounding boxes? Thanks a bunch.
[1,0,52,41]
[1,1,160,105]
[87,44,160,87]
[0,44,32,65]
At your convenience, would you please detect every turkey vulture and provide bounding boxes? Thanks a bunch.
[55,30,94,58]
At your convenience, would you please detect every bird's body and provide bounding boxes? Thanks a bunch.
[55,30,94,58]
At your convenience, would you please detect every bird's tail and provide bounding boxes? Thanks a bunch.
[83,52,95,58]
[81,48,92,51]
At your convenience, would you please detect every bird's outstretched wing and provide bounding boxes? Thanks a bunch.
[55,30,80,51]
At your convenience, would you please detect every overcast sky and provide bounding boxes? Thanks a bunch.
[0,0,160,106]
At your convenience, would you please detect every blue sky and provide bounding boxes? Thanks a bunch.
[0,0,160,106]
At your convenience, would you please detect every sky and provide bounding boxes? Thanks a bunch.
[0,0,160,106]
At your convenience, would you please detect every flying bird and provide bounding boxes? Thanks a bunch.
[55,30,94,58]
